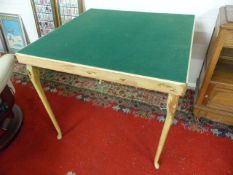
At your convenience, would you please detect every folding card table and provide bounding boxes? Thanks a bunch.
[16,9,195,169]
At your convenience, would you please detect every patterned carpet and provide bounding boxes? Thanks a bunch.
[13,63,233,140]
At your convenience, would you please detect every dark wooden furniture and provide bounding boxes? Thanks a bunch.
[194,5,233,125]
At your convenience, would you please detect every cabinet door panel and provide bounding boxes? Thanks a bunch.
[205,83,233,112]
[224,31,233,48]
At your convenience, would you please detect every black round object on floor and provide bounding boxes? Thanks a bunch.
[0,104,23,151]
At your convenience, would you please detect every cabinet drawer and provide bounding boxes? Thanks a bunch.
[204,83,233,112]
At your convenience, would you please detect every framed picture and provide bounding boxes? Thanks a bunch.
[0,14,27,53]
[30,0,58,37]
[0,26,7,53]
[57,0,81,25]
[30,0,85,37]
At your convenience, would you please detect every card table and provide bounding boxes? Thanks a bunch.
[16,9,194,169]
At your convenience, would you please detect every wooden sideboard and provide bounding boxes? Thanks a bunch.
[194,5,233,125]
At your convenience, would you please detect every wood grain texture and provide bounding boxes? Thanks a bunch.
[224,31,233,48]
[212,60,233,84]
[27,65,62,139]
[204,83,233,111]
[16,53,187,96]
[79,0,85,14]
[194,105,233,125]
[194,5,233,125]
[195,29,228,105]
[154,94,179,169]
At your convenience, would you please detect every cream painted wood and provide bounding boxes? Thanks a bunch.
[16,53,187,96]
[26,65,62,140]
[154,94,179,169]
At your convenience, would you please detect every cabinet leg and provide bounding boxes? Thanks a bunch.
[154,94,179,169]
[27,65,62,140]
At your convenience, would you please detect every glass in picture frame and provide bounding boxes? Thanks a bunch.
[30,0,57,37]
[0,14,27,53]
[57,0,81,25]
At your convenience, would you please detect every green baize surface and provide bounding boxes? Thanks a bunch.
[19,9,195,83]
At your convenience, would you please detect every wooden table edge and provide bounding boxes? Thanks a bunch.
[15,53,187,96]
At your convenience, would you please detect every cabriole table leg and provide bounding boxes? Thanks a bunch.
[154,94,179,169]
[27,65,62,140]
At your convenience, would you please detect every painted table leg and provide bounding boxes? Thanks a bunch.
[154,94,179,169]
[27,65,62,140]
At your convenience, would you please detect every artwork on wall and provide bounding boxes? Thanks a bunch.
[30,0,57,37]
[31,0,84,37]
[0,26,8,54]
[57,0,82,25]
[0,14,27,53]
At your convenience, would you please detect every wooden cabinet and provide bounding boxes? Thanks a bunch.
[194,6,233,125]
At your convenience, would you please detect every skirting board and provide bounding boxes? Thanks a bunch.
[188,82,196,90]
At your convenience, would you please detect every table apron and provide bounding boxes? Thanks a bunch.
[16,53,187,96]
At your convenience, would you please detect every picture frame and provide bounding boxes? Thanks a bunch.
[30,0,58,37]
[56,0,82,25]
[0,26,8,54]
[0,14,27,53]
[30,0,85,37]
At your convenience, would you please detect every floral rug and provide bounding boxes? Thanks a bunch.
[13,63,233,140]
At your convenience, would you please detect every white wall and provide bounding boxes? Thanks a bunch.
[0,0,232,87]
[0,0,38,42]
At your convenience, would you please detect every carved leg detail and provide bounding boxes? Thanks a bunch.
[27,65,62,140]
[154,94,179,169]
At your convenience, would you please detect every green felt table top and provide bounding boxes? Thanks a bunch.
[18,9,195,83]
